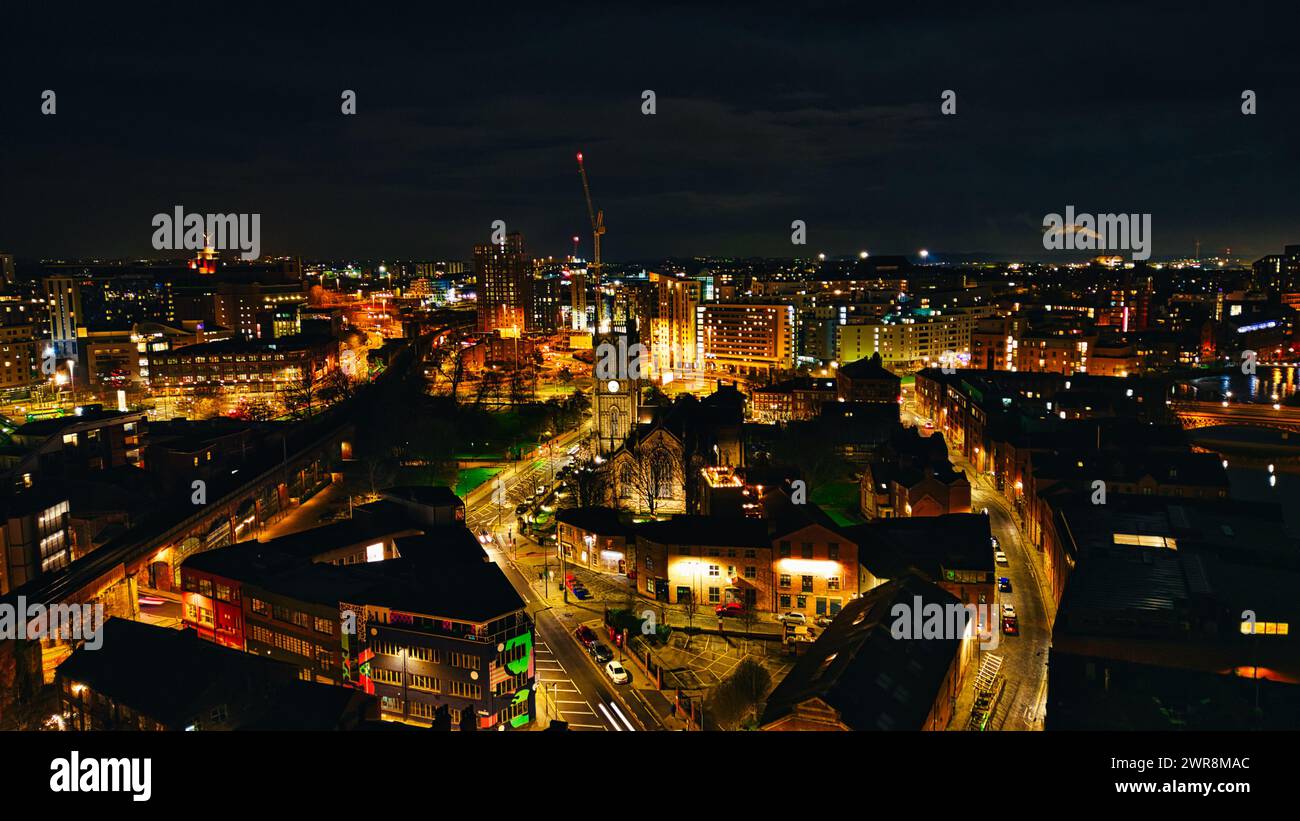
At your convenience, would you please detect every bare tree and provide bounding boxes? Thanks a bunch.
[616,438,682,515]
[279,366,321,419]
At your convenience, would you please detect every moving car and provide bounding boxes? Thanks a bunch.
[589,643,613,664]
[575,625,597,650]
[714,601,745,618]
[605,661,629,685]
[998,577,1012,593]
[777,611,807,625]
[994,550,1009,565]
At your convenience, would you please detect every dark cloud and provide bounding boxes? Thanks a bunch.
[1,3,1298,261]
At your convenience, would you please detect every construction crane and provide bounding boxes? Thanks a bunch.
[576,152,605,330]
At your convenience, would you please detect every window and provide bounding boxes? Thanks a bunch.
[372,667,402,685]
[828,543,840,560]
[779,594,791,609]
[198,579,213,597]
[796,595,807,609]
[449,652,480,670]
[801,543,813,559]
[448,681,482,699]
[779,541,791,558]
[744,549,756,558]
[744,566,757,579]
[801,575,814,593]
[409,674,440,692]
[779,574,791,588]
[707,564,719,577]
[828,576,840,591]
[251,598,269,615]
[708,587,720,603]
[313,616,334,634]
[292,611,309,628]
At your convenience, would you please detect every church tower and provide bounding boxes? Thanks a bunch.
[592,330,642,455]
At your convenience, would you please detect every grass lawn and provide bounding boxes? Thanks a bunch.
[455,466,503,498]
[811,480,864,527]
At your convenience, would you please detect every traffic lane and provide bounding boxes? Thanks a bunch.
[534,607,642,732]
[976,489,1049,728]
[489,545,647,731]
[534,637,607,731]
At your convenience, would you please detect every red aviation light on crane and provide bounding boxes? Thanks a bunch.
[576,152,584,162]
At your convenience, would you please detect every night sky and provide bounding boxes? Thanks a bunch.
[2,3,1298,262]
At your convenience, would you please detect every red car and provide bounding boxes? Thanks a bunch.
[575,624,597,649]
[714,602,745,618]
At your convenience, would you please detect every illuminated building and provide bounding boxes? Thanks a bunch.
[836,308,977,373]
[181,519,534,730]
[648,272,702,381]
[750,377,837,423]
[697,302,795,379]
[145,334,337,397]
[0,491,73,595]
[635,516,773,608]
[474,231,532,333]
[556,506,632,574]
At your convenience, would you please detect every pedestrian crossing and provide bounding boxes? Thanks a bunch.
[535,639,607,731]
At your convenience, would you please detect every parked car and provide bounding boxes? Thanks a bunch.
[998,577,1012,593]
[990,536,1000,550]
[605,660,630,685]
[1002,603,1017,620]
[589,643,613,664]
[814,614,835,628]
[714,602,745,618]
[575,625,597,650]
[515,503,529,515]
[994,550,1009,565]
[777,611,807,625]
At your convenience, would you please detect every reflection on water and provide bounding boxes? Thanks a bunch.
[1178,366,1298,404]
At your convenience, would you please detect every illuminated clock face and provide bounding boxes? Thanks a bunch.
[607,380,620,393]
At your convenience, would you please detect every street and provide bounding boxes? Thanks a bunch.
[463,427,657,731]
[903,396,1051,730]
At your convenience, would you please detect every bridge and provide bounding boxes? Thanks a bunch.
[1171,400,1300,434]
